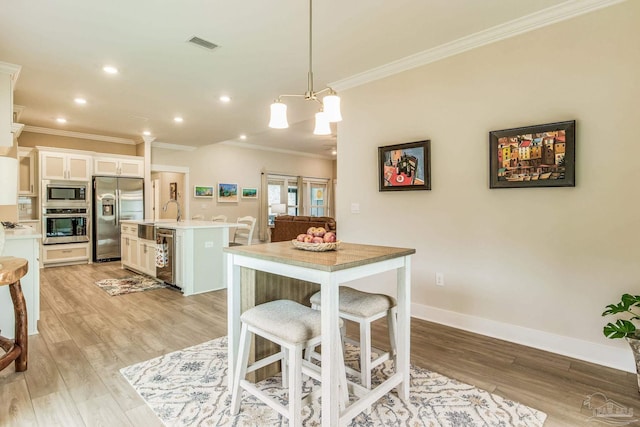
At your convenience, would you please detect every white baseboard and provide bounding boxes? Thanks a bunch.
[411,302,635,373]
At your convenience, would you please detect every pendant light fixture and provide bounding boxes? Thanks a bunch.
[268,0,342,134]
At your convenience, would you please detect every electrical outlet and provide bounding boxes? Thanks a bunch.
[204,241,214,248]
[435,272,445,286]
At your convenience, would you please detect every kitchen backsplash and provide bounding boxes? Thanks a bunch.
[18,196,37,220]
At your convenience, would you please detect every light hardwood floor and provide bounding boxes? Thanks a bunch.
[0,262,637,426]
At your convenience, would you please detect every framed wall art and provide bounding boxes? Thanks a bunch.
[241,187,258,199]
[193,185,214,198]
[489,120,575,189]
[378,140,431,191]
[218,182,239,203]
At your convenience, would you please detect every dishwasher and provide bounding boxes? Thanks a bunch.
[156,228,177,287]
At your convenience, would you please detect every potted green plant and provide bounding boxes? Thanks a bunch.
[602,293,640,392]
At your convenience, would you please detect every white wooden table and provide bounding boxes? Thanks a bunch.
[225,241,415,426]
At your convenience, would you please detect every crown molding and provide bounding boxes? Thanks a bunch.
[11,123,25,138]
[330,0,627,92]
[221,140,334,160]
[0,61,21,83]
[151,141,198,151]
[22,125,137,145]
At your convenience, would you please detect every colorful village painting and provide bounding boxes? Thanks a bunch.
[497,130,566,183]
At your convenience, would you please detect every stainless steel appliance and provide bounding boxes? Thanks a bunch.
[43,207,89,244]
[156,228,176,286]
[43,180,88,207]
[93,176,144,262]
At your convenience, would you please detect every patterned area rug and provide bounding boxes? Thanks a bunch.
[121,336,547,426]
[94,275,167,296]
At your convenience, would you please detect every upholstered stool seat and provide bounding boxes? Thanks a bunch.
[310,286,397,389]
[231,299,347,426]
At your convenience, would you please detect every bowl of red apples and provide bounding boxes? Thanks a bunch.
[291,227,340,251]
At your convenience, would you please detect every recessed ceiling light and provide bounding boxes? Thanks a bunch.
[219,95,231,103]
[143,131,151,136]
[239,134,247,140]
[74,98,87,105]
[56,118,67,124]
[103,65,118,74]
[174,117,184,123]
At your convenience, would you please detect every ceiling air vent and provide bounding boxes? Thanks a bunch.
[187,36,219,51]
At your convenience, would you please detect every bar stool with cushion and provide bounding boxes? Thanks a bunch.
[229,216,256,246]
[309,287,397,389]
[231,299,347,426]
[211,214,227,222]
[0,257,29,373]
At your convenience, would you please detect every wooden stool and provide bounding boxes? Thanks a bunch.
[0,257,29,372]
[310,287,397,389]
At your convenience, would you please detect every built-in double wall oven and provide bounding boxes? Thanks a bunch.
[42,180,90,245]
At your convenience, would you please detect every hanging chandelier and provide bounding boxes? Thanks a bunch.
[268,0,342,135]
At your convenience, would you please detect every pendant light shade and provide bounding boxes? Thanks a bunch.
[323,93,342,123]
[268,101,289,129]
[268,0,342,135]
[313,111,331,135]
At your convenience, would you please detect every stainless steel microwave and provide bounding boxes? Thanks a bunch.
[42,180,88,206]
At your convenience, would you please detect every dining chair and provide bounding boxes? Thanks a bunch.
[229,216,256,246]
[211,214,227,222]
[191,214,204,220]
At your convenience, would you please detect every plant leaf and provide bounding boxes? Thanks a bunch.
[603,319,636,339]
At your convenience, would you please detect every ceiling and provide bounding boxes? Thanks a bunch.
[0,0,569,157]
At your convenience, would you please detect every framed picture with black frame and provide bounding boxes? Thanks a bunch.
[378,140,431,191]
[489,120,575,189]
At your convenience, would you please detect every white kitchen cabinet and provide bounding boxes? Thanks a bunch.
[137,239,156,276]
[94,156,144,177]
[18,147,36,196]
[120,223,139,270]
[0,62,20,147]
[42,242,90,266]
[40,150,92,181]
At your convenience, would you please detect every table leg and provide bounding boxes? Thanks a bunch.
[320,276,340,427]
[227,257,241,392]
[396,256,411,400]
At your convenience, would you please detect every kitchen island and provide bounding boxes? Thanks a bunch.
[225,241,415,426]
[121,220,239,296]
[1,226,41,338]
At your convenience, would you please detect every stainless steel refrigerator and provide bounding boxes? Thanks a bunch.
[93,176,144,262]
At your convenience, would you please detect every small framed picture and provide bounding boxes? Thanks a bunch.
[169,182,177,200]
[378,140,431,191]
[241,187,258,199]
[193,185,214,198]
[218,183,239,203]
[489,120,575,189]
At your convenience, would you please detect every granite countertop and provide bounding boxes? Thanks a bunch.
[4,227,42,240]
[224,241,415,272]
[121,219,240,229]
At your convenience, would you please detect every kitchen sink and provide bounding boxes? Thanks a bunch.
[138,223,156,240]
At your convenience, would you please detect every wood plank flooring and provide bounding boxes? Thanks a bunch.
[0,262,638,426]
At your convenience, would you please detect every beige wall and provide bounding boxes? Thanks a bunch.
[19,132,138,156]
[151,171,185,220]
[152,143,335,225]
[337,2,639,370]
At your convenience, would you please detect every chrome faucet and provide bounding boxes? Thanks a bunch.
[162,199,182,222]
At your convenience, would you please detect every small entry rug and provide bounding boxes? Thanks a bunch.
[120,336,547,426]
[94,275,167,296]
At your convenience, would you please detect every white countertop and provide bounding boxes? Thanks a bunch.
[121,219,241,229]
[4,227,42,240]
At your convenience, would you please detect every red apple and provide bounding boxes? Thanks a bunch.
[307,227,317,235]
[303,234,314,243]
[323,232,336,243]
[313,227,326,237]
[311,236,324,243]
[296,234,307,242]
